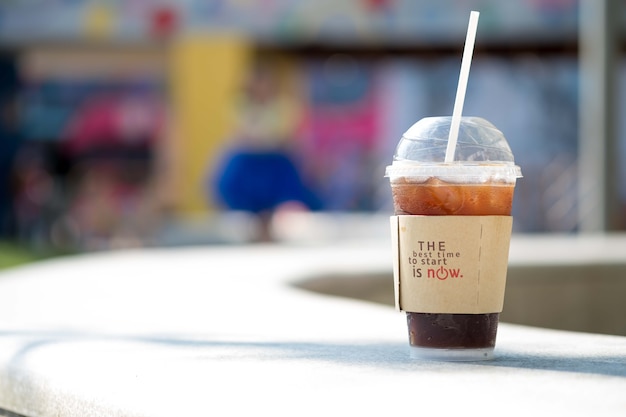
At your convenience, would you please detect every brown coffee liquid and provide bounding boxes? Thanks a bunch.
[407,312,499,349]
[391,177,515,350]
[391,177,514,216]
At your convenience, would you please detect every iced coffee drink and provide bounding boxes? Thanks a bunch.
[386,117,521,361]
[391,178,514,352]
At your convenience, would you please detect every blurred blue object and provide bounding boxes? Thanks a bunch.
[212,148,320,214]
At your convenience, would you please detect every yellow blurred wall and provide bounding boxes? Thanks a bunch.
[168,35,251,214]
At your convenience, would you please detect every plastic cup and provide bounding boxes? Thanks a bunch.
[386,116,522,361]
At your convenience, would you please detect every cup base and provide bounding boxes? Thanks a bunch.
[409,346,494,361]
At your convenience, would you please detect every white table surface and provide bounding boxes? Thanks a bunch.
[0,238,625,416]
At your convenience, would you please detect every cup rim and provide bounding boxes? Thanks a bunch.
[385,161,522,181]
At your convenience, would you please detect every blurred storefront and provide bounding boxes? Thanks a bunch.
[0,0,624,249]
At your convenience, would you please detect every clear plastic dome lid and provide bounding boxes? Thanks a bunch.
[385,116,522,182]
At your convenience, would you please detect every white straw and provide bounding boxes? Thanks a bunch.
[445,11,480,163]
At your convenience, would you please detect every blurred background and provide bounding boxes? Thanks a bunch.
[0,0,625,260]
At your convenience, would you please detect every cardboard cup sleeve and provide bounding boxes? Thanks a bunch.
[390,215,513,314]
